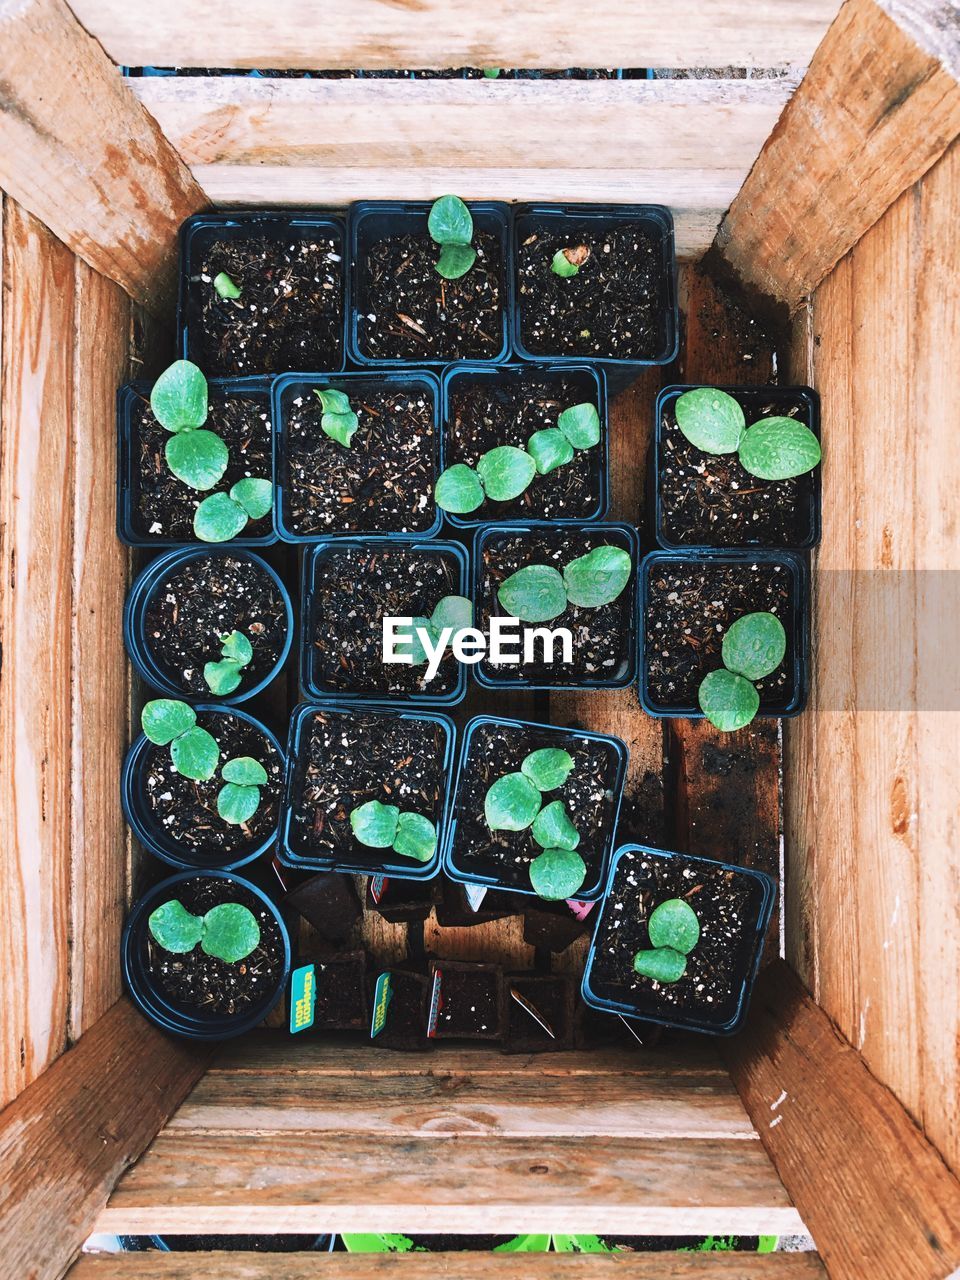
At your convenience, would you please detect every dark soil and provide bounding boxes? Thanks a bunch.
[587,847,768,1027]
[517,221,664,359]
[644,558,796,707]
[189,234,343,375]
[450,721,621,893]
[433,962,506,1039]
[143,554,287,697]
[659,391,816,547]
[444,371,601,520]
[356,230,504,361]
[143,710,283,857]
[505,974,575,1051]
[130,389,272,542]
[145,876,284,1019]
[477,527,635,685]
[282,382,437,535]
[306,544,462,698]
[288,707,448,869]
[313,950,369,1030]
[376,969,432,1051]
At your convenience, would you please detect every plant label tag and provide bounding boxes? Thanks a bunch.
[426,969,443,1038]
[464,883,488,912]
[370,874,388,905]
[370,972,393,1039]
[566,898,595,921]
[509,986,556,1038]
[618,1013,647,1045]
[290,964,316,1034]
[271,856,292,892]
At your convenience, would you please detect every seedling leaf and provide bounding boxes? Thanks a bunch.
[527,428,574,475]
[563,545,631,608]
[230,478,273,520]
[557,402,601,449]
[194,492,248,543]
[203,659,243,696]
[314,388,352,415]
[531,800,580,851]
[142,698,196,745]
[485,772,542,831]
[648,898,700,953]
[393,812,438,862]
[430,594,473,636]
[521,747,574,791]
[170,725,220,781]
[428,195,474,245]
[497,564,567,623]
[217,782,261,825]
[395,615,431,665]
[551,245,589,277]
[351,799,400,848]
[221,631,253,666]
[476,446,537,501]
[165,428,229,491]
[483,67,501,78]
[221,756,268,786]
[435,464,485,513]
[436,243,477,279]
[214,272,241,300]
[674,387,745,455]
[148,899,203,953]
[633,946,687,983]
[322,411,360,447]
[722,611,786,681]
[529,848,587,900]
[201,902,260,962]
[150,360,208,432]
[698,667,760,732]
[738,416,822,480]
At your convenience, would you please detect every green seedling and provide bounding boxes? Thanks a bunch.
[148,897,260,963]
[697,611,787,731]
[194,478,273,543]
[314,386,360,447]
[203,630,254,696]
[428,194,476,279]
[213,271,241,300]
[217,756,268,825]
[392,595,474,681]
[497,544,631,623]
[482,67,502,79]
[351,799,438,864]
[551,244,590,277]
[633,897,701,984]
[435,401,601,513]
[674,387,821,480]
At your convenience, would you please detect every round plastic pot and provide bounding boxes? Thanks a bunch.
[510,203,679,368]
[272,370,443,542]
[653,383,822,552]
[442,714,628,902]
[121,703,285,871]
[116,377,277,548]
[278,700,456,880]
[123,548,293,705]
[347,200,513,368]
[122,868,291,1040]
[581,844,776,1035]
[177,209,348,374]
[439,362,609,529]
[300,536,470,706]
[638,549,810,719]
[471,520,640,692]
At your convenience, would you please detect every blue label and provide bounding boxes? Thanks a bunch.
[290,964,316,1034]
[371,972,393,1038]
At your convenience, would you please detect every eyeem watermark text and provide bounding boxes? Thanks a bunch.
[383,616,573,682]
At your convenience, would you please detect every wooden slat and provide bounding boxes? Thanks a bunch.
[0,0,204,315]
[723,961,960,1280]
[69,1252,829,1280]
[716,0,960,307]
[785,136,960,1176]
[0,197,76,1109]
[69,259,133,1040]
[97,1131,804,1236]
[65,0,842,70]
[131,77,799,260]
[0,998,211,1280]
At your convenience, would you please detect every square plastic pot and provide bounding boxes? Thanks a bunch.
[278,700,456,880]
[117,377,277,548]
[503,972,576,1053]
[439,362,609,528]
[300,536,470,706]
[472,521,640,691]
[653,384,821,552]
[442,714,628,902]
[638,549,810,719]
[272,370,443,542]
[177,210,348,376]
[429,959,507,1041]
[581,844,776,1035]
[511,203,679,368]
[348,201,512,367]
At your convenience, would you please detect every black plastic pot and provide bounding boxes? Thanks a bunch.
[117,378,276,548]
[178,210,348,376]
[429,959,507,1041]
[312,949,370,1031]
[122,869,291,1040]
[503,972,576,1053]
[581,844,776,1035]
[653,384,822,552]
[370,966,434,1052]
[638,549,809,719]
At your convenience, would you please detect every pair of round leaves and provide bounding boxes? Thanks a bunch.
[435,402,602,515]
[194,478,273,543]
[217,756,268,825]
[151,361,229,492]
[204,630,254,696]
[633,897,701,984]
[315,387,359,448]
[148,897,260,964]
[697,611,787,733]
[497,545,632,624]
[142,699,220,781]
[350,799,438,863]
[674,387,821,481]
[428,195,476,280]
[395,595,473,666]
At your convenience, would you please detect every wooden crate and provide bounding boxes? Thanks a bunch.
[1,2,959,1278]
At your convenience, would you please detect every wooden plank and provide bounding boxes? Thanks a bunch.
[716,0,960,308]
[98,1132,804,1236]
[66,0,842,70]
[69,1252,829,1280]
[0,0,205,315]
[723,961,960,1280]
[785,137,960,1175]
[0,998,211,1280]
[69,259,133,1040]
[0,197,76,1109]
